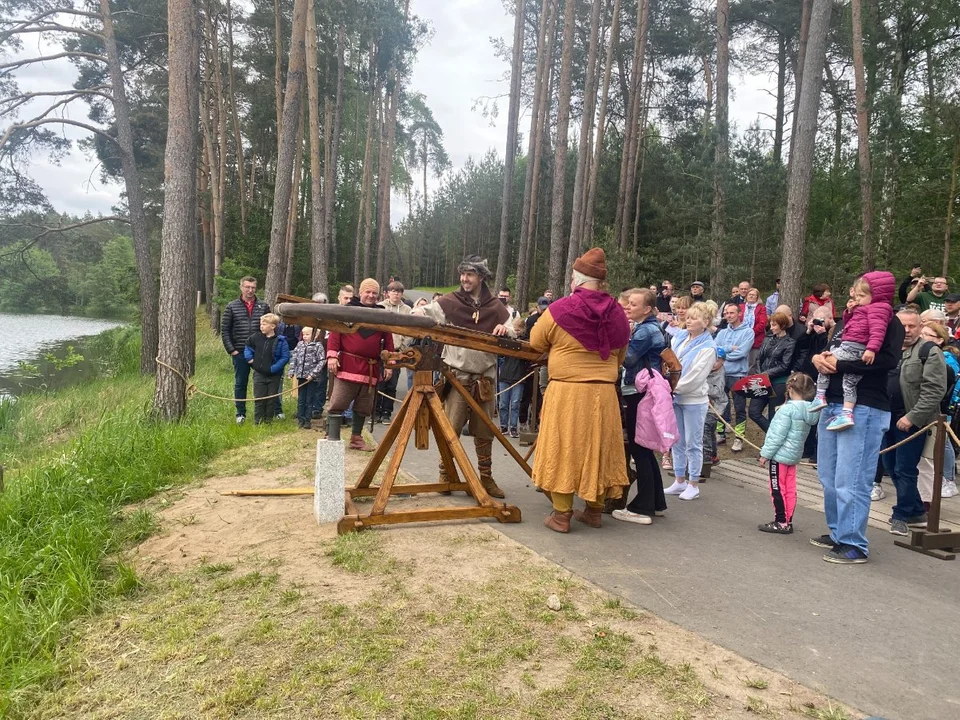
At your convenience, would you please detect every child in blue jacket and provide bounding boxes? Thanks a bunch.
[757,372,819,534]
[244,313,291,425]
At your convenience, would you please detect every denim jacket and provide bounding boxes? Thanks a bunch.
[623,316,665,387]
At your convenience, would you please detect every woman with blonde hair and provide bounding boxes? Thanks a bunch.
[663,302,717,501]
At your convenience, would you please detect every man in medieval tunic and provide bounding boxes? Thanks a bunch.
[529,248,632,532]
[326,278,395,450]
[417,256,515,498]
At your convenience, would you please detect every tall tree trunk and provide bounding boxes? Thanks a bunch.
[875,29,908,268]
[632,62,654,252]
[547,0,577,296]
[584,0,621,248]
[773,32,786,165]
[615,0,650,251]
[99,0,158,374]
[205,4,228,278]
[263,0,309,305]
[363,85,383,279]
[943,133,960,276]
[710,0,730,295]
[306,0,324,293]
[354,49,378,286]
[566,0,605,282]
[788,0,813,170]
[494,0,526,291]
[226,0,247,234]
[779,0,832,312]
[154,0,199,420]
[323,25,346,288]
[516,0,555,308]
[376,1,408,285]
[274,0,284,148]
[283,116,304,293]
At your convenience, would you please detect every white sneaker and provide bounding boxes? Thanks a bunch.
[731,438,744,453]
[276,412,286,420]
[942,480,959,498]
[236,415,246,425]
[870,483,886,501]
[679,484,700,501]
[664,480,688,495]
[612,509,653,525]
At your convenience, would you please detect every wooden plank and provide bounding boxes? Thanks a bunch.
[414,378,432,450]
[349,482,470,497]
[337,504,522,534]
[441,369,533,477]
[221,488,314,496]
[430,407,462,486]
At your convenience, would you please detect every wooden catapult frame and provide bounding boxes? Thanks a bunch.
[275,295,542,535]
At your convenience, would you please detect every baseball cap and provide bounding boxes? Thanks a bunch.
[691,281,705,289]
[537,296,551,309]
[945,293,960,303]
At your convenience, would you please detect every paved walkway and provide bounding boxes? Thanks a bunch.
[366,397,960,720]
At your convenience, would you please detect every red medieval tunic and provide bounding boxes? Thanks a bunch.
[325,308,394,386]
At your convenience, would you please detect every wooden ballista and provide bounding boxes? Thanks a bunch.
[275,294,543,534]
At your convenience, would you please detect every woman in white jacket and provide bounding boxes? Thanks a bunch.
[665,303,717,500]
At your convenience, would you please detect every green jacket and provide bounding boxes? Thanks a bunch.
[900,340,947,428]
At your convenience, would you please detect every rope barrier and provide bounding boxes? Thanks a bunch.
[708,399,940,464]
[376,367,539,405]
[156,358,311,402]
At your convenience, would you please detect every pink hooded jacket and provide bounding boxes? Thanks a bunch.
[634,367,679,454]
[842,270,895,352]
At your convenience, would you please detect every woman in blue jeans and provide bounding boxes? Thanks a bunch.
[664,303,717,501]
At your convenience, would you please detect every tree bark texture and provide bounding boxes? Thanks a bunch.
[323,25,346,291]
[547,0,577,296]
[99,0,158,374]
[264,0,309,306]
[566,0,605,283]
[494,0,526,292]
[943,133,960,276]
[306,0,324,294]
[779,0,832,313]
[516,0,555,308]
[153,0,199,420]
[583,0,621,248]
[615,0,650,251]
[710,0,729,296]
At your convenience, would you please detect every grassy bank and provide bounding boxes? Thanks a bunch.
[0,317,291,716]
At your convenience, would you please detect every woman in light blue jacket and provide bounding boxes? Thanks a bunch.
[758,373,820,534]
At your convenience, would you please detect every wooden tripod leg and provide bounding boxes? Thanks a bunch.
[441,370,533,477]
[425,392,500,509]
[523,438,537,464]
[354,389,414,489]
[370,392,422,516]
[429,410,462,485]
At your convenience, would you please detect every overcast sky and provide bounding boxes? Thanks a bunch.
[17,0,774,220]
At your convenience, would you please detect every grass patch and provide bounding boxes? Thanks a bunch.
[0,315,293,717]
[29,557,720,720]
[326,532,392,574]
[744,676,770,690]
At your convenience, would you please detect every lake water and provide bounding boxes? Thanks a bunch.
[0,313,126,396]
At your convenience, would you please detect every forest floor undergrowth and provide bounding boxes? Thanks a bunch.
[27,428,858,720]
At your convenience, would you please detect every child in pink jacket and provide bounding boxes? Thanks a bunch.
[811,270,895,431]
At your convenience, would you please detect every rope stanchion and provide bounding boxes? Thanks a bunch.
[155,358,311,402]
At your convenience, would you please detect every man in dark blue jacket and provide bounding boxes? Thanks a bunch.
[221,276,270,424]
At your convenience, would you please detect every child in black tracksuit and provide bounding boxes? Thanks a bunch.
[244,313,290,424]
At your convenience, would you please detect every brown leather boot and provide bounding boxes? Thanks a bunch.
[482,479,506,499]
[544,510,573,533]
[603,494,628,514]
[573,505,603,528]
[348,434,372,451]
[476,439,504,498]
